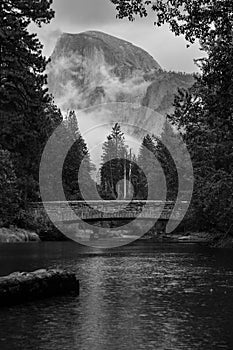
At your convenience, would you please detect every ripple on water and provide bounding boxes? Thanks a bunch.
[0,242,233,350]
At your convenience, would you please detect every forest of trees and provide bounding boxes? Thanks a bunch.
[99,122,179,202]
[1,0,233,239]
[0,0,94,230]
[111,0,233,235]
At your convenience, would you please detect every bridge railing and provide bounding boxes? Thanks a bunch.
[30,200,188,223]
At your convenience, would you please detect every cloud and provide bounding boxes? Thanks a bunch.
[47,50,165,167]
[52,0,116,26]
[47,51,151,111]
[30,0,202,72]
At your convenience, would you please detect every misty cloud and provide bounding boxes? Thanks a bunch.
[31,0,202,72]
[47,50,165,168]
[47,51,151,111]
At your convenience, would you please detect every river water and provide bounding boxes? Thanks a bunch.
[0,242,233,350]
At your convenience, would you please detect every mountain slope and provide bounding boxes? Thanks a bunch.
[47,31,194,136]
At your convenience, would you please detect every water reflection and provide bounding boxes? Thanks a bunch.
[0,243,233,349]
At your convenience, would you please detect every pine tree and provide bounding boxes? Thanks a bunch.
[137,134,163,200]
[153,120,180,201]
[100,123,127,199]
[62,111,96,200]
[0,0,62,203]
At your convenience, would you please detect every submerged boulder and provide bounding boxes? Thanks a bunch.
[0,269,79,306]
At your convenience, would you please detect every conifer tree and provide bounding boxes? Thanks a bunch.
[63,111,95,200]
[0,0,62,203]
[100,123,127,199]
[137,134,162,200]
[154,120,179,201]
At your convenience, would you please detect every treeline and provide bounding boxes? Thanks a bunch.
[2,0,233,239]
[0,0,94,232]
[99,121,185,202]
[111,0,233,236]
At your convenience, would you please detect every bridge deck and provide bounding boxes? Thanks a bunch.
[31,200,188,223]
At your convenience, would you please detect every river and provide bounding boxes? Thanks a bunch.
[0,242,233,350]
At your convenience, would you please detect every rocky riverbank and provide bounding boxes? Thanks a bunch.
[0,269,79,306]
[0,227,40,243]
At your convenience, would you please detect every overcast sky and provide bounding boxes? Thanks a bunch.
[33,0,203,73]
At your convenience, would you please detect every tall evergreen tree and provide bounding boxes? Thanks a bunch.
[0,0,62,204]
[63,111,96,200]
[137,134,163,200]
[100,123,128,199]
[153,121,179,201]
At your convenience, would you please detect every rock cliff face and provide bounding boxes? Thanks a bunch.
[47,31,194,138]
[142,70,194,116]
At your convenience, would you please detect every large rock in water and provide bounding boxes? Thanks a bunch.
[0,269,79,306]
[47,30,194,136]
